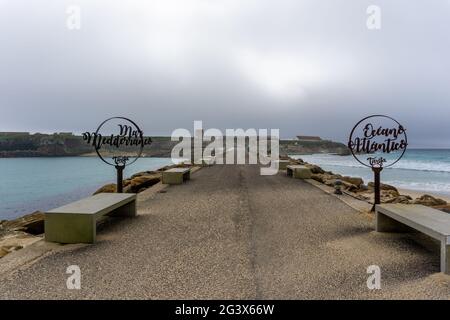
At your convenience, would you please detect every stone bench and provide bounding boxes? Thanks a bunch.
[376,204,450,274]
[162,167,191,185]
[286,165,312,179]
[45,193,137,244]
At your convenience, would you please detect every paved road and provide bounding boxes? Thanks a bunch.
[0,165,449,299]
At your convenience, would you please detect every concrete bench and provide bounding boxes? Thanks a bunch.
[286,165,312,179]
[45,193,137,244]
[376,204,450,274]
[162,167,191,185]
[275,160,290,170]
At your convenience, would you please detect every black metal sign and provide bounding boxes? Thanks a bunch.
[348,115,408,210]
[82,117,152,193]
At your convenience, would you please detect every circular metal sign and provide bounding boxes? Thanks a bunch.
[348,115,408,168]
[82,117,152,167]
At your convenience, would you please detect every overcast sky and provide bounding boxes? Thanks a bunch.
[0,0,449,147]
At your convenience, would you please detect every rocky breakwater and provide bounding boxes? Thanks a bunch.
[93,162,193,194]
[289,157,450,213]
[0,211,44,258]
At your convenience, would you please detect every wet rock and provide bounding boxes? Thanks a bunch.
[413,194,447,207]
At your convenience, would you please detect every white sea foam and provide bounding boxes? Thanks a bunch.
[291,150,450,196]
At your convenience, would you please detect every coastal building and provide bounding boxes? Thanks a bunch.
[296,135,322,142]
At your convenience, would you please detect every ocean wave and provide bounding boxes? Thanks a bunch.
[293,154,450,174]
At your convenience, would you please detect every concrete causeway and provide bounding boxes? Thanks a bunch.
[0,164,449,299]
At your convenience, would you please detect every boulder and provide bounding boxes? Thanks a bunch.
[0,247,8,258]
[94,183,116,194]
[0,232,41,259]
[304,164,325,174]
[413,194,447,207]
[2,211,44,235]
[125,174,161,193]
[385,195,412,204]
[434,204,450,214]
[341,176,364,188]
[358,184,369,192]
[311,173,342,184]
[368,182,399,193]
[290,158,305,165]
[378,190,401,205]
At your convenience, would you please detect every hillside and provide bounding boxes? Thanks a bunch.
[0,133,350,157]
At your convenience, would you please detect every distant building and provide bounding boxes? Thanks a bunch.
[0,132,30,136]
[296,135,322,141]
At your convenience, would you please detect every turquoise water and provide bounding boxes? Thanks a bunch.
[0,157,174,220]
[292,149,450,197]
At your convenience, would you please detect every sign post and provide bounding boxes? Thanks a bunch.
[83,117,152,193]
[372,166,382,208]
[348,115,408,211]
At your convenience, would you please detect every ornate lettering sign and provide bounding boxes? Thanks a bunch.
[348,115,408,168]
[348,115,408,210]
[82,117,152,192]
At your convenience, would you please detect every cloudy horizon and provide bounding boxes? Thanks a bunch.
[1,0,450,147]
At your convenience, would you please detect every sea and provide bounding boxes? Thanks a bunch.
[1,150,449,220]
[291,149,450,198]
[0,157,174,220]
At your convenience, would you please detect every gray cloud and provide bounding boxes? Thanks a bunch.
[1,0,449,147]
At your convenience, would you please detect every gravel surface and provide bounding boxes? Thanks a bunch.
[0,164,449,299]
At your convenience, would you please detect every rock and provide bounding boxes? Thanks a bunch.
[345,183,361,193]
[0,247,8,258]
[434,204,450,214]
[125,174,161,193]
[379,190,401,204]
[413,194,447,207]
[0,232,41,259]
[130,171,157,179]
[341,176,364,188]
[94,183,116,194]
[368,182,399,193]
[304,164,325,174]
[2,211,44,235]
[385,195,412,204]
[359,184,369,191]
[290,158,305,165]
[311,173,342,184]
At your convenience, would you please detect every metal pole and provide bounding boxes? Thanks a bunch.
[116,165,124,193]
[371,167,383,212]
